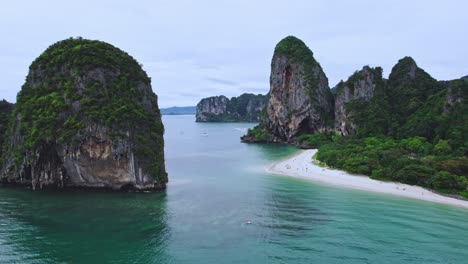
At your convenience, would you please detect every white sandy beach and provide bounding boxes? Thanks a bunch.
[267,149,468,209]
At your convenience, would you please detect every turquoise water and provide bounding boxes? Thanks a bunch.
[1,115,468,263]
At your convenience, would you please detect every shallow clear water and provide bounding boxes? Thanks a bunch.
[0,115,467,263]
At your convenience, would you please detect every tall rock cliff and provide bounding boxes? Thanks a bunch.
[196,96,229,121]
[387,57,442,137]
[243,36,334,143]
[334,66,384,135]
[388,57,440,116]
[444,79,466,114]
[0,100,13,166]
[1,38,167,191]
[196,93,266,122]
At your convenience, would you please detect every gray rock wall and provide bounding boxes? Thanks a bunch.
[196,94,266,122]
[334,66,380,136]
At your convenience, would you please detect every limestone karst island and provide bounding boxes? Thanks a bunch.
[0,38,167,191]
[0,1,467,263]
[196,93,266,122]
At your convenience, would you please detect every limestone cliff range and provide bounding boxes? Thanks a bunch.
[196,93,266,122]
[242,36,334,143]
[0,38,167,191]
[242,36,465,143]
[334,66,384,135]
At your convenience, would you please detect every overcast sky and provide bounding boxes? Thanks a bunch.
[1,0,467,107]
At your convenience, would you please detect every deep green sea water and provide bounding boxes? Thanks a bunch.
[1,115,467,263]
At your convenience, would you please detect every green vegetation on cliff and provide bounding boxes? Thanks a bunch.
[248,37,467,196]
[244,126,272,142]
[312,72,467,196]
[336,66,384,96]
[272,36,333,120]
[387,57,442,137]
[297,133,333,148]
[3,37,166,183]
[16,38,159,146]
[0,100,13,167]
[340,66,391,136]
[274,36,320,68]
[196,93,266,122]
[274,36,334,124]
[30,37,149,82]
[316,135,468,197]
[242,36,334,142]
[343,57,466,144]
[227,93,264,118]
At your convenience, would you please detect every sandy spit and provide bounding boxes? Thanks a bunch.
[266,149,468,209]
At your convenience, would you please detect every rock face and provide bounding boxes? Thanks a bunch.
[242,37,466,147]
[1,38,167,191]
[196,93,266,122]
[387,57,442,135]
[334,66,383,135]
[0,100,13,164]
[243,36,333,143]
[444,79,466,114]
[196,96,229,121]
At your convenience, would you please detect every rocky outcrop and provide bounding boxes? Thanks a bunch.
[0,100,13,166]
[1,38,167,191]
[243,36,333,143]
[444,79,466,114]
[241,37,465,147]
[387,57,442,131]
[388,57,420,86]
[196,93,266,122]
[196,96,229,121]
[334,66,383,135]
[0,101,13,136]
[439,75,467,113]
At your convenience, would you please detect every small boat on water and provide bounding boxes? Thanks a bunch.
[234,127,248,132]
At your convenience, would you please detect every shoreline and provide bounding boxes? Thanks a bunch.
[266,149,468,209]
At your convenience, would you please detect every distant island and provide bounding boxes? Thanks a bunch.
[160,106,196,115]
[243,36,467,199]
[196,93,267,122]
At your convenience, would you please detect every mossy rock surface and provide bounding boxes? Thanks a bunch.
[1,37,167,190]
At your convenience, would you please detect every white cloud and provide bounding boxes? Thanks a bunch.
[0,0,467,106]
